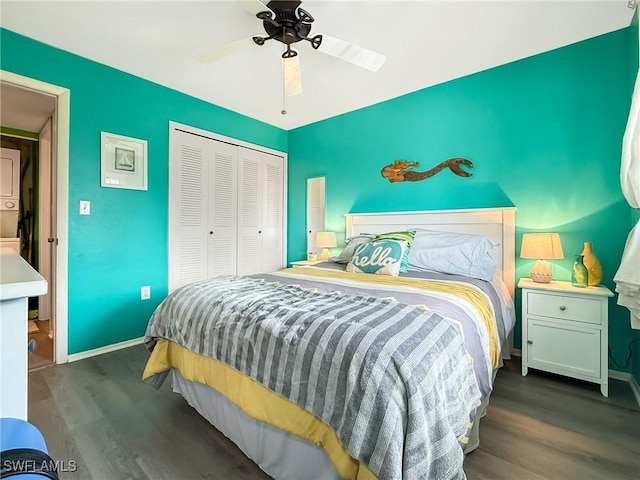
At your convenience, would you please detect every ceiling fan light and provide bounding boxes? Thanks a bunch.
[283,56,302,96]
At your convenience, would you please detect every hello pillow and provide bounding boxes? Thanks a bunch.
[346,239,408,276]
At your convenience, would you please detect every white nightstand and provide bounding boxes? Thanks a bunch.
[290,260,322,267]
[519,278,613,396]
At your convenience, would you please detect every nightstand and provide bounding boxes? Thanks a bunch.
[290,260,322,267]
[519,278,613,396]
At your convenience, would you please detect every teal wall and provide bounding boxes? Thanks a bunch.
[3,24,639,381]
[288,28,639,376]
[0,29,287,354]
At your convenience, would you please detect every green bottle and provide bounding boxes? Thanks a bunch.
[571,255,588,288]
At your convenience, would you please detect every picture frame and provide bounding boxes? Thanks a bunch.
[100,132,148,190]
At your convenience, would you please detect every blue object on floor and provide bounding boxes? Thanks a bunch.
[0,418,58,479]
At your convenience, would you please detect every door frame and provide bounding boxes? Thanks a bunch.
[1,70,70,364]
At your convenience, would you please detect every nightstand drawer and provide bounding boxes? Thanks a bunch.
[526,291,601,325]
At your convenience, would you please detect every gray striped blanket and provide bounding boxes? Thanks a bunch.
[145,275,481,480]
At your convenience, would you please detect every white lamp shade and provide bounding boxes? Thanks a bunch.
[316,231,336,262]
[521,233,564,283]
[315,231,337,248]
[520,233,564,260]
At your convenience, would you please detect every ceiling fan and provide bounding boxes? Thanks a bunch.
[198,0,386,98]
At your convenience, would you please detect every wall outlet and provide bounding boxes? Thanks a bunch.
[79,200,91,215]
[141,285,151,300]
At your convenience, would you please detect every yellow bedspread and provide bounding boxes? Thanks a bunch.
[143,339,376,480]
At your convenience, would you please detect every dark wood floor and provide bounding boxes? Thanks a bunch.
[28,345,639,479]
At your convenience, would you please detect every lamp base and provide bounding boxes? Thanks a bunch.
[320,248,331,262]
[530,259,553,283]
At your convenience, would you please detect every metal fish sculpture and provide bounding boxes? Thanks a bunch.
[381,158,474,183]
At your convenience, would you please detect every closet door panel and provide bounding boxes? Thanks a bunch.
[262,156,284,272]
[169,132,207,292]
[207,145,238,277]
[237,148,262,276]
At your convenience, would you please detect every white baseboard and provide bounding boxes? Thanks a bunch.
[67,336,145,363]
[609,369,640,408]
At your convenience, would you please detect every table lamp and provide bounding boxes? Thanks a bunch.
[520,233,564,283]
[315,231,337,262]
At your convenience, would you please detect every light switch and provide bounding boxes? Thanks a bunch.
[79,200,91,215]
[141,285,151,300]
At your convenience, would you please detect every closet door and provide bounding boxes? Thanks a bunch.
[261,155,284,273]
[169,131,238,291]
[207,143,238,277]
[237,148,263,276]
[237,149,284,275]
[169,122,286,288]
[168,131,208,292]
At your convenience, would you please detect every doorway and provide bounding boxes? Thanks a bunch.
[0,70,70,367]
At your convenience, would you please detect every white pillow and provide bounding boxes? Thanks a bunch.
[407,229,499,281]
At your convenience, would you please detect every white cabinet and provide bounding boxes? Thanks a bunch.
[0,248,47,420]
[519,278,613,396]
[169,123,286,291]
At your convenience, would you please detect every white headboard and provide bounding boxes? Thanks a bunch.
[344,207,516,298]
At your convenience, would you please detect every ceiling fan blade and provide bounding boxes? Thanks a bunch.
[283,55,302,96]
[198,37,256,63]
[236,0,274,17]
[316,34,386,72]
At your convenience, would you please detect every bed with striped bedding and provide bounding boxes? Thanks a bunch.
[143,266,512,480]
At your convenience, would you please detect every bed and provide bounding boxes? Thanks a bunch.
[143,208,516,480]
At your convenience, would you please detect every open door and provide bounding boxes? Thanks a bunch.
[37,118,55,355]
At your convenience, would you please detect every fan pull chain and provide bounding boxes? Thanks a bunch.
[281,82,287,115]
[281,48,287,115]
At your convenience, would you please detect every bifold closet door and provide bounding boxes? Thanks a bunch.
[168,131,238,292]
[237,148,283,276]
[207,142,238,278]
[261,155,284,273]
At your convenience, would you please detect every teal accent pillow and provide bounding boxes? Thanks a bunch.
[346,239,408,276]
[373,231,415,273]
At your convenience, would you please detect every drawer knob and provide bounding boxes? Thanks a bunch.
[527,340,533,344]
[559,306,566,311]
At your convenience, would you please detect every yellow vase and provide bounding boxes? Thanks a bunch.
[580,242,602,286]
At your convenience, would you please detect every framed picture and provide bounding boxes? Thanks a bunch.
[100,132,148,190]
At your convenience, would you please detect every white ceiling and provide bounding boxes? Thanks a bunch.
[0,1,635,130]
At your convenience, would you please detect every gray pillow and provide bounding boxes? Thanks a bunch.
[407,229,499,281]
[331,234,376,264]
